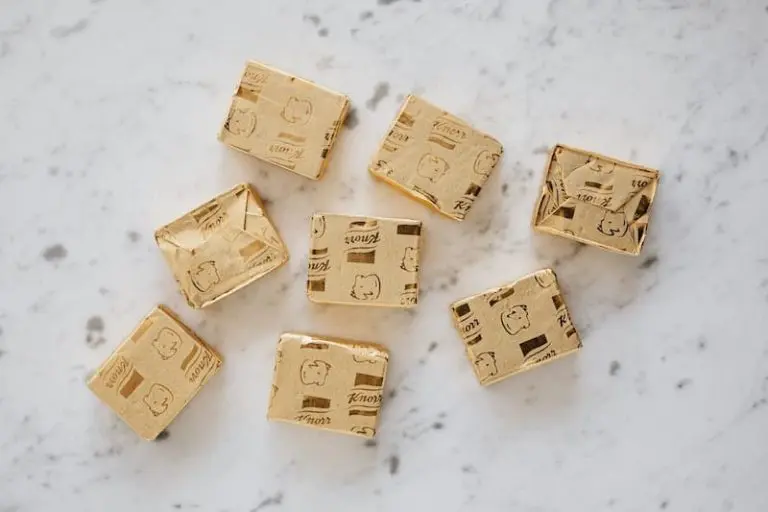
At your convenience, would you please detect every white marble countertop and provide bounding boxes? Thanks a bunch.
[2,0,768,510]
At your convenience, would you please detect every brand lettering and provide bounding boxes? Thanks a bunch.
[268,142,303,160]
[344,232,380,246]
[104,357,129,388]
[532,349,557,364]
[389,130,410,144]
[453,198,473,213]
[248,251,277,269]
[295,414,331,425]
[347,391,382,405]
[576,193,610,208]
[308,259,330,273]
[202,213,227,233]
[461,318,480,334]
[243,69,269,87]
[189,350,212,385]
[432,120,467,142]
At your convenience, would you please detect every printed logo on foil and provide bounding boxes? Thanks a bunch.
[429,116,468,150]
[344,220,380,264]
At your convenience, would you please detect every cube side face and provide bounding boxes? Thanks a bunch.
[87,306,222,440]
[267,333,389,438]
[450,269,581,386]
[218,61,349,180]
[155,184,289,308]
[532,145,659,256]
[307,213,422,308]
[369,95,503,221]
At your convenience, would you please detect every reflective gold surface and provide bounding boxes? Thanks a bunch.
[155,183,289,309]
[306,213,422,308]
[450,269,581,386]
[87,305,222,440]
[218,60,350,180]
[532,144,659,255]
[368,95,503,221]
[267,332,388,438]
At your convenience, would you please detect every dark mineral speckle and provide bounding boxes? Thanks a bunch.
[42,244,67,262]
[366,82,390,110]
[86,316,106,347]
[388,454,400,475]
[86,316,104,332]
[50,19,89,38]
[251,492,283,511]
[344,106,359,129]
[639,255,659,269]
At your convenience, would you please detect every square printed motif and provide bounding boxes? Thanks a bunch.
[532,144,660,255]
[267,333,389,438]
[368,94,503,221]
[88,305,222,440]
[450,269,581,386]
[307,213,422,308]
[155,183,289,309]
[218,60,350,180]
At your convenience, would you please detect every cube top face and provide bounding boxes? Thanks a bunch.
[368,95,503,221]
[268,333,389,438]
[155,183,289,309]
[87,306,222,440]
[307,213,422,308]
[450,269,581,386]
[532,144,659,256]
[218,61,350,180]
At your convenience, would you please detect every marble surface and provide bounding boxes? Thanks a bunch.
[1,0,767,510]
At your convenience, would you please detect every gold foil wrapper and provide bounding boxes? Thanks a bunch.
[267,333,389,438]
[218,60,350,180]
[87,305,222,440]
[368,95,503,221]
[306,213,422,308]
[450,269,581,386]
[532,144,660,255]
[155,183,289,309]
